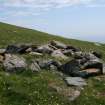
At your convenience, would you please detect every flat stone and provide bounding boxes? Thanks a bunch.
[65,77,87,87]
[29,52,43,56]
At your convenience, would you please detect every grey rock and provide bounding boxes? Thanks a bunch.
[50,65,58,71]
[65,77,87,87]
[37,59,52,69]
[62,49,74,56]
[35,44,53,54]
[3,54,27,72]
[50,40,67,49]
[51,50,69,60]
[29,61,41,72]
[0,49,6,54]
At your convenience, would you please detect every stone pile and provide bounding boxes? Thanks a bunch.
[0,40,104,78]
[0,40,104,101]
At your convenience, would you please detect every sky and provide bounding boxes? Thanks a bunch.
[0,0,105,43]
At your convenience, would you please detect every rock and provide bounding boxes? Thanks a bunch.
[0,49,6,54]
[81,53,103,74]
[82,68,100,74]
[25,47,32,53]
[50,40,67,49]
[62,49,74,56]
[35,44,53,54]
[29,61,41,72]
[49,65,58,71]
[37,59,61,70]
[65,77,87,87]
[59,59,82,77]
[74,51,84,59]
[29,52,43,56]
[37,59,53,69]
[5,45,29,54]
[68,90,81,101]
[3,54,27,72]
[51,50,69,60]
[92,51,102,59]
[66,45,80,52]
[0,55,4,62]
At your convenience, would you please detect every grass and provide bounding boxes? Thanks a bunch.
[0,22,105,105]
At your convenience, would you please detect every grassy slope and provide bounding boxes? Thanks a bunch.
[0,22,105,105]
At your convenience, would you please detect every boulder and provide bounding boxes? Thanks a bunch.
[65,77,87,87]
[5,45,29,54]
[35,44,53,54]
[51,50,69,60]
[50,40,67,49]
[29,61,41,72]
[59,59,81,77]
[0,49,6,54]
[3,54,27,72]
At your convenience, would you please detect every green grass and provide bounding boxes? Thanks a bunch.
[0,22,105,105]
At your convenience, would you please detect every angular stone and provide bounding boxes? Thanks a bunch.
[51,50,69,60]
[65,77,87,87]
[29,61,41,72]
[3,54,27,72]
[50,40,67,49]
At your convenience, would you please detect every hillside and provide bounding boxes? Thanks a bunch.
[0,22,105,105]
